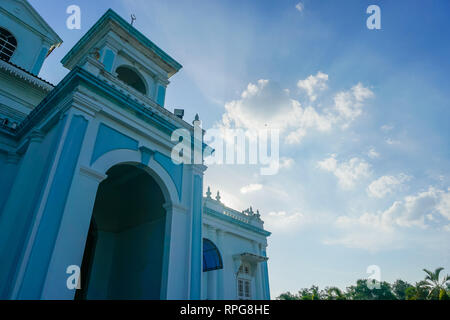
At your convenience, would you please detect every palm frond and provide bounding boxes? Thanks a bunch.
[434,267,445,280]
[423,269,434,281]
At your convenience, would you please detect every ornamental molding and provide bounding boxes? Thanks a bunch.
[0,60,54,92]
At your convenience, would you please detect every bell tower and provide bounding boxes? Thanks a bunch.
[61,9,182,107]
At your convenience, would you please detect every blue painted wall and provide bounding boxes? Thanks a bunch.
[91,123,138,164]
[31,47,49,75]
[17,115,88,299]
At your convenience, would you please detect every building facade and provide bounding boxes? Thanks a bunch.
[0,0,270,300]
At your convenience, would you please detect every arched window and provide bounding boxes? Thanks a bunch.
[115,65,147,95]
[203,238,223,272]
[0,27,17,62]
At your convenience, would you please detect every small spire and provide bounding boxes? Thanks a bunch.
[206,186,212,199]
[192,114,200,125]
[215,191,221,202]
[131,14,136,26]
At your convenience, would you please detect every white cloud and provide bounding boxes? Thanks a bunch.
[326,187,450,251]
[295,2,304,12]
[240,183,263,194]
[436,188,450,220]
[318,155,372,189]
[367,147,380,159]
[381,124,394,132]
[264,211,306,232]
[279,157,295,169]
[220,77,374,146]
[285,106,333,144]
[297,71,328,101]
[221,79,302,132]
[333,83,374,128]
[381,187,450,228]
[367,174,412,198]
[323,212,398,252]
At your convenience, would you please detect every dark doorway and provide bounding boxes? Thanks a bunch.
[76,164,166,299]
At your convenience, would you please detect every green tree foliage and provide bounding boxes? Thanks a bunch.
[439,289,449,300]
[392,279,412,300]
[345,279,396,300]
[277,267,450,301]
[277,292,300,300]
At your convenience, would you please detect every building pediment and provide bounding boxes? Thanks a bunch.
[0,0,62,46]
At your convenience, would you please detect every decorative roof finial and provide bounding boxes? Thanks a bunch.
[131,14,136,26]
[195,113,200,121]
[215,191,221,202]
[206,186,212,199]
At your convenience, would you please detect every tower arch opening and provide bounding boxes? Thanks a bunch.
[115,65,147,95]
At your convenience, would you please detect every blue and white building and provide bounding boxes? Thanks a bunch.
[0,0,270,300]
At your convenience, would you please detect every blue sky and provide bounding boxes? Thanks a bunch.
[32,0,450,297]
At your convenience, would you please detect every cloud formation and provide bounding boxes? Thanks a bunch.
[318,155,372,189]
[264,211,306,232]
[326,187,450,251]
[220,75,374,146]
[240,183,263,194]
[367,174,412,198]
[297,71,328,101]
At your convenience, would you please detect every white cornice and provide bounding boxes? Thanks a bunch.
[0,60,54,92]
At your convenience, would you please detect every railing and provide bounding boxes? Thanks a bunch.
[222,209,250,224]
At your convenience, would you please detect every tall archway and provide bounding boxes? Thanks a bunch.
[76,164,167,300]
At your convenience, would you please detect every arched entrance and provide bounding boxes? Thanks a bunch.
[75,164,166,300]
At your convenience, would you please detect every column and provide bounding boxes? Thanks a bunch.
[252,241,264,300]
[40,166,106,299]
[161,203,190,299]
[189,164,206,299]
[0,130,47,298]
[261,244,271,300]
[14,114,88,299]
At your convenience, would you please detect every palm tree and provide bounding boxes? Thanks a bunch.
[422,267,450,300]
